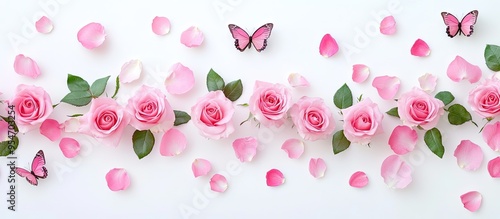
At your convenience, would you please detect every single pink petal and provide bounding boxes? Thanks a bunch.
[119,59,142,83]
[447,56,482,83]
[39,119,62,141]
[410,39,430,57]
[381,155,412,189]
[192,158,211,178]
[165,62,195,95]
[319,34,339,57]
[180,26,204,47]
[454,140,483,171]
[482,122,500,152]
[0,120,8,141]
[59,137,80,158]
[210,174,228,193]
[77,22,106,49]
[288,73,310,88]
[14,54,41,79]
[152,16,171,35]
[418,73,438,93]
[160,128,187,156]
[266,169,285,187]
[380,16,396,35]
[460,191,482,212]
[281,138,304,159]
[372,75,401,100]
[35,16,53,34]
[349,171,369,188]
[352,64,370,83]
[487,157,500,178]
[309,158,327,178]
[105,168,130,191]
[232,137,258,162]
[388,125,418,155]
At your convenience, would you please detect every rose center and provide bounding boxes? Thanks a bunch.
[353,113,371,131]
[96,111,118,130]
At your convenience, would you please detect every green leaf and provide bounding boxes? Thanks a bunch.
[61,91,92,107]
[174,110,191,126]
[111,75,120,99]
[67,114,83,117]
[435,91,455,106]
[132,130,155,159]
[90,75,110,97]
[67,74,90,92]
[485,44,500,71]
[0,136,19,156]
[424,128,445,158]
[332,130,351,154]
[223,79,243,101]
[448,104,473,125]
[386,107,399,118]
[333,83,353,109]
[206,69,225,91]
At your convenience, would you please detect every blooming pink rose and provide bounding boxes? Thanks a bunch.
[397,88,445,130]
[126,85,175,132]
[79,97,130,147]
[9,84,53,133]
[289,96,335,141]
[468,78,500,119]
[342,98,383,144]
[191,90,235,139]
[249,81,292,127]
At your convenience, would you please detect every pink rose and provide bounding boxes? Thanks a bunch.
[342,98,383,144]
[9,84,53,133]
[126,85,175,132]
[79,97,130,147]
[289,96,335,141]
[468,78,500,119]
[249,81,292,127]
[398,88,445,130]
[191,90,235,139]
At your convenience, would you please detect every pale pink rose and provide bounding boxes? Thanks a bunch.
[191,91,235,139]
[468,78,500,119]
[9,84,53,133]
[342,98,383,144]
[79,97,130,147]
[249,81,292,127]
[397,88,445,130]
[289,96,335,141]
[126,85,175,132]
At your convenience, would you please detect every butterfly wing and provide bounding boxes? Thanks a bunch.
[15,167,38,186]
[228,24,251,52]
[31,150,48,179]
[441,12,460,38]
[460,10,478,36]
[250,23,274,52]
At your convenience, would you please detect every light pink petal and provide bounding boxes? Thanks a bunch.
[105,168,130,191]
[281,138,304,159]
[288,73,310,88]
[352,64,370,83]
[63,118,80,133]
[487,157,500,178]
[319,34,339,57]
[381,155,412,189]
[39,119,62,141]
[309,158,327,178]
[266,169,285,187]
[35,16,53,34]
[210,174,228,193]
[14,54,41,79]
[447,56,482,83]
[232,137,258,162]
[388,125,418,155]
[454,140,483,171]
[0,120,8,141]
[165,62,195,95]
[77,22,106,49]
[372,75,401,100]
[461,191,482,212]
[59,137,81,158]
[192,158,211,178]
[418,73,438,93]
[160,128,187,156]
[482,122,500,152]
[152,16,171,35]
[180,26,204,48]
[119,59,142,83]
[410,39,430,57]
[349,171,369,188]
[380,16,396,35]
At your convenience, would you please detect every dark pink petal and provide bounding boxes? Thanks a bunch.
[14,54,41,79]
[288,73,310,88]
[352,64,370,83]
[105,168,130,191]
[266,169,285,187]
[77,22,106,49]
[388,125,417,155]
[447,56,482,83]
[192,158,211,177]
[39,119,62,141]
[35,16,53,34]
[210,174,228,193]
[232,137,258,162]
[309,158,327,178]
[349,171,369,188]
[487,157,500,178]
[180,26,204,47]
[460,191,482,212]
[454,140,483,171]
[160,128,187,156]
[410,39,430,57]
[59,137,80,158]
[281,138,304,159]
[418,73,438,93]
[119,59,142,84]
[380,16,396,35]
[482,122,500,152]
[319,34,339,57]
[372,75,400,100]
[165,62,195,95]
[152,16,171,35]
[381,155,412,189]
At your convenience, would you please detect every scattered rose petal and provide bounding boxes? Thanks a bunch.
[39,119,62,141]
[288,73,310,88]
[77,22,106,49]
[281,138,304,159]
[410,39,430,57]
[487,157,500,178]
[232,137,258,162]
[192,158,211,178]
[266,169,285,187]
[461,191,482,212]
[160,128,187,156]
[352,64,370,83]
[447,56,482,83]
[105,168,130,191]
[14,54,41,79]
[349,171,369,188]
[63,118,80,133]
[180,26,204,47]
[372,76,401,100]
[454,140,483,171]
[309,158,327,178]
[381,155,412,189]
[35,16,53,34]
[380,16,396,35]
[59,137,80,158]
[482,122,500,152]
[388,125,418,155]
[210,174,228,193]
[165,62,195,95]
[119,59,142,83]
[319,34,339,57]
[152,16,171,35]
[418,73,438,93]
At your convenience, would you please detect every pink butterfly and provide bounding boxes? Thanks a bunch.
[15,150,48,186]
[441,10,478,38]
[228,23,273,52]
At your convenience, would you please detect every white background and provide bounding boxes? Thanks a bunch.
[1,0,500,218]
